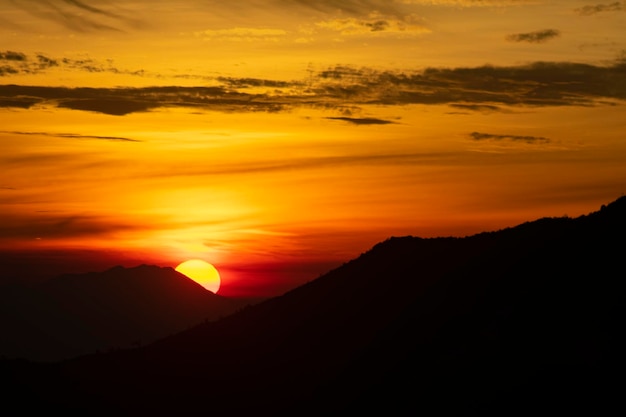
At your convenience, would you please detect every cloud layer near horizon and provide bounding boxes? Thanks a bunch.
[2,54,625,116]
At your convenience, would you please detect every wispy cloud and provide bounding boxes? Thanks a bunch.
[0,50,141,78]
[506,29,561,43]
[216,77,294,89]
[325,116,395,125]
[575,2,624,16]
[0,67,19,77]
[281,0,404,16]
[299,0,530,12]
[0,213,142,239]
[140,151,460,179]
[402,0,532,4]
[448,104,503,113]
[315,13,429,36]
[194,27,287,42]
[63,0,123,19]
[469,132,550,144]
[8,0,142,32]
[0,130,140,142]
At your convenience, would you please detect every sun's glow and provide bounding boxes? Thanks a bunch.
[175,259,221,294]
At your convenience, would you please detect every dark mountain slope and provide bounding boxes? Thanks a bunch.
[4,197,625,416]
[0,264,241,361]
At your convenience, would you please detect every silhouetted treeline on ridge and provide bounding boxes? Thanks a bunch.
[3,196,625,416]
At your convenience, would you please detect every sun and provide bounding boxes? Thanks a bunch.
[175,259,221,294]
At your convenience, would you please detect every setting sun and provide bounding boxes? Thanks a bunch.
[175,259,221,294]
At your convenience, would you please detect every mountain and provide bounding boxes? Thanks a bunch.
[3,197,625,416]
[0,264,243,361]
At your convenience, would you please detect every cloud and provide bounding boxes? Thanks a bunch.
[0,84,289,115]
[142,150,460,179]
[194,27,287,42]
[0,51,139,78]
[2,57,625,116]
[8,0,142,32]
[315,13,429,36]
[313,59,626,107]
[469,132,550,143]
[0,130,140,142]
[63,0,124,19]
[216,77,294,89]
[280,0,404,16]
[0,50,31,77]
[1,151,94,168]
[0,51,27,61]
[0,66,20,77]
[506,29,561,43]
[36,54,59,68]
[325,116,395,125]
[575,2,624,16]
[57,98,157,116]
[0,213,141,240]
[449,104,502,112]
[402,0,532,4]
[279,0,529,16]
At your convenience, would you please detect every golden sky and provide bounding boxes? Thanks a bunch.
[1,0,626,296]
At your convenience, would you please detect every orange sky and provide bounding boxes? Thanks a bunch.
[1,0,626,297]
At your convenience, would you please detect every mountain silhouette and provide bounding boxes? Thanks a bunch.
[3,196,624,416]
[0,264,243,361]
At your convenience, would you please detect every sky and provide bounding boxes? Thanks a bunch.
[1,0,625,297]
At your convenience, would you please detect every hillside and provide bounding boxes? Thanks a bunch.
[4,196,625,416]
[0,264,242,361]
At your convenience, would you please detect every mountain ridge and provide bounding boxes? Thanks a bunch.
[0,264,244,362]
[3,196,625,416]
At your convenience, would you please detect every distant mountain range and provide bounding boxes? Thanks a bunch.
[3,196,625,416]
[0,265,244,361]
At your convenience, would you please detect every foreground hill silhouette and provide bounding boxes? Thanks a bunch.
[4,197,625,416]
[0,265,242,361]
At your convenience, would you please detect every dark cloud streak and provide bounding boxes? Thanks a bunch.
[8,0,140,32]
[470,132,550,144]
[0,213,141,240]
[0,51,27,61]
[217,77,295,89]
[326,116,394,125]
[575,2,624,15]
[57,98,157,116]
[280,0,402,17]
[0,50,132,77]
[153,151,459,179]
[0,130,140,142]
[0,67,20,76]
[449,104,502,112]
[0,84,288,115]
[506,29,561,43]
[63,0,125,19]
